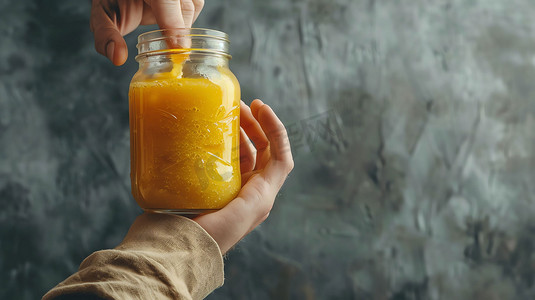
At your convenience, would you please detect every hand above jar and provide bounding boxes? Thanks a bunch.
[90,0,205,65]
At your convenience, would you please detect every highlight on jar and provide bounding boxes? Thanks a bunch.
[129,29,241,215]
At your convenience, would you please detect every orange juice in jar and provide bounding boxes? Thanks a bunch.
[129,29,241,215]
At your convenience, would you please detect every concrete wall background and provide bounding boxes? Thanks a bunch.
[2,0,535,299]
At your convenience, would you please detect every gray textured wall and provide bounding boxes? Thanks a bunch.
[2,0,535,299]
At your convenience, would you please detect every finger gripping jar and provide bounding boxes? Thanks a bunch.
[129,29,241,215]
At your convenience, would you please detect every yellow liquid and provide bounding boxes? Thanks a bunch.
[129,57,241,211]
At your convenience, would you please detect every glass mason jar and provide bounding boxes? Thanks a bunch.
[129,29,241,215]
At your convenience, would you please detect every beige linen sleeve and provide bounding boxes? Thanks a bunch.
[42,213,224,300]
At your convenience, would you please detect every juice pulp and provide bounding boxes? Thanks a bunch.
[129,59,241,211]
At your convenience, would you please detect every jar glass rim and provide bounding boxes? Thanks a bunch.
[137,28,229,43]
[136,28,230,59]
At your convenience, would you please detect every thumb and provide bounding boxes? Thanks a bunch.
[90,5,128,66]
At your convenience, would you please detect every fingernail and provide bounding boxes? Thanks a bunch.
[106,41,115,62]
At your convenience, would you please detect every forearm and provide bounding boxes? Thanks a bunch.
[43,213,224,300]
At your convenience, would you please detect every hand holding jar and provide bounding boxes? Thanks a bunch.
[90,2,294,252]
[195,99,294,254]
